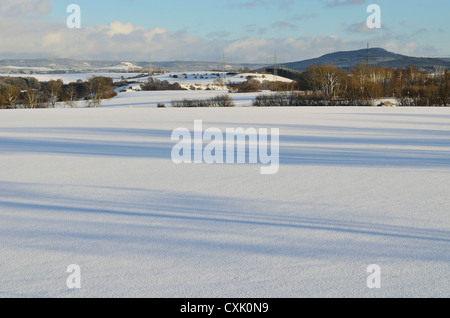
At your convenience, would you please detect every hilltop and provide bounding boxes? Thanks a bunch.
[0,58,267,74]
[2,48,448,75]
[279,48,450,72]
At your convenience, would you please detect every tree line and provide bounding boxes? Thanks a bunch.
[1,65,448,108]
[282,64,449,106]
[0,76,117,109]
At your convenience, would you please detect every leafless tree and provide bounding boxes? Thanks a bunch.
[3,86,20,109]
[306,65,347,98]
[87,77,114,107]
[43,80,63,108]
[63,85,78,108]
[23,88,40,109]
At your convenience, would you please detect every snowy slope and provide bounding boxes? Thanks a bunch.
[151,72,292,90]
[102,90,264,108]
[0,107,449,298]
[0,72,146,84]
[0,71,292,90]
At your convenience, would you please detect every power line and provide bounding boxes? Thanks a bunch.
[358,42,376,67]
[221,51,226,86]
[273,51,279,92]
[148,57,153,83]
[176,57,186,85]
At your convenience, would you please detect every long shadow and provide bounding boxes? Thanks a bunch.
[0,137,171,159]
[0,127,172,138]
[3,180,443,237]
[1,181,449,262]
[281,134,450,148]
[102,101,167,108]
[354,112,450,119]
[280,145,450,167]
[193,121,450,167]
[0,127,175,158]
[1,124,450,167]
[1,200,448,244]
[212,122,450,138]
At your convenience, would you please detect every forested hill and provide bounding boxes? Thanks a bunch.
[280,48,450,72]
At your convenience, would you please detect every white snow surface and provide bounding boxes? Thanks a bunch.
[0,106,449,298]
[152,72,292,86]
[0,71,292,88]
[104,90,263,108]
[0,73,145,84]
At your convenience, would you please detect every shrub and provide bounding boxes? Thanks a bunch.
[171,94,235,107]
[253,92,373,107]
[234,78,262,93]
[141,79,186,91]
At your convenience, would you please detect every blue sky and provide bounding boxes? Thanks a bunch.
[1,0,448,62]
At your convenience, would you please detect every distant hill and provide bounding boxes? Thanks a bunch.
[136,61,268,72]
[279,48,450,72]
[2,49,448,74]
[0,58,267,74]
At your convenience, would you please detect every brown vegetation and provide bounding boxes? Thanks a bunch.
[0,76,117,109]
[289,64,450,106]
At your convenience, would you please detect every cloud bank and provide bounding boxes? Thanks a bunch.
[0,0,439,62]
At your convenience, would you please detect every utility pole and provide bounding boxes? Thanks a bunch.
[221,51,226,87]
[148,57,154,83]
[179,57,185,74]
[51,56,57,73]
[273,51,279,92]
[366,42,370,67]
[359,42,376,68]
[179,57,186,85]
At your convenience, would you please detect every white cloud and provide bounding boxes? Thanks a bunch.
[0,0,440,62]
[384,42,439,57]
[231,0,294,10]
[224,35,362,63]
[326,0,367,7]
[346,21,376,34]
[108,21,144,36]
[0,8,365,63]
[0,0,52,16]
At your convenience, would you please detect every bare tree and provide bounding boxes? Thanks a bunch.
[439,71,450,105]
[3,86,20,109]
[306,65,347,98]
[87,77,114,107]
[43,80,63,108]
[0,88,4,109]
[351,64,370,95]
[23,88,40,109]
[62,84,78,108]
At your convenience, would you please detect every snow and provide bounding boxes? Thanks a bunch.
[152,72,293,90]
[0,71,292,91]
[1,66,54,72]
[0,106,449,298]
[0,73,146,84]
[374,98,399,106]
[228,72,293,84]
[102,90,264,108]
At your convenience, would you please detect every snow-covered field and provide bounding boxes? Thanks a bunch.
[1,106,449,298]
[104,90,263,108]
[151,72,292,88]
[0,71,292,89]
[0,72,144,84]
